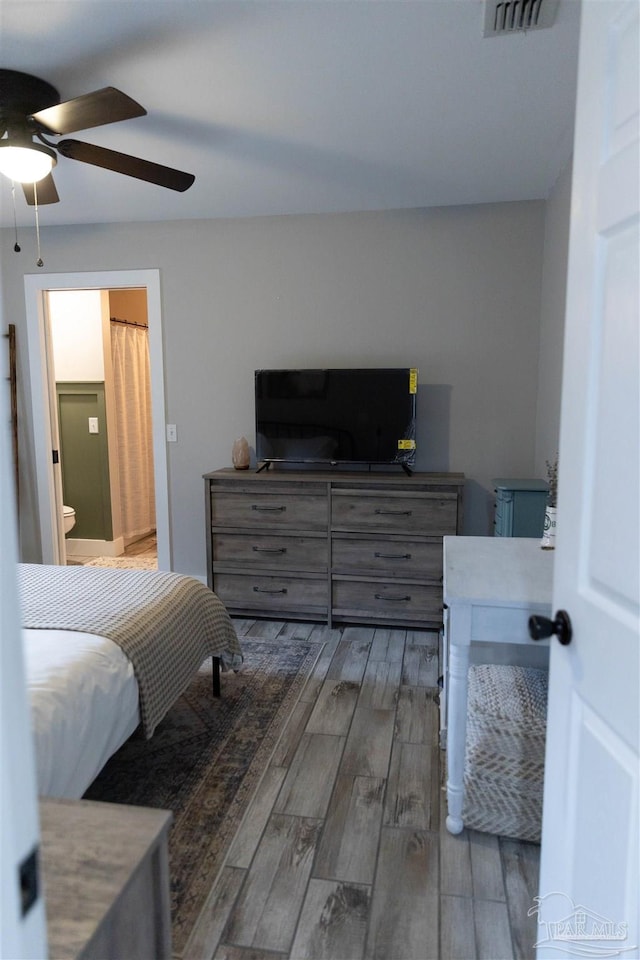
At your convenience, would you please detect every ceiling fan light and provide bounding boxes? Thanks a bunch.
[0,142,56,183]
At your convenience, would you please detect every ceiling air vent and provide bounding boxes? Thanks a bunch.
[483,0,560,36]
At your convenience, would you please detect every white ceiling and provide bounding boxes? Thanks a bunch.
[0,0,581,229]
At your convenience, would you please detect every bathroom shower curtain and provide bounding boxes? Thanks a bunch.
[110,321,156,542]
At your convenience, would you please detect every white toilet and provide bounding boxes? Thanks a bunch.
[63,505,76,535]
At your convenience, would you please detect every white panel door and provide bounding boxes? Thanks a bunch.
[531,3,639,958]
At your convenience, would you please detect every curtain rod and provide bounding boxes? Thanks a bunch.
[110,316,148,329]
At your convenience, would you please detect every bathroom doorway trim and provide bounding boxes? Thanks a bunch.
[24,269,171,570]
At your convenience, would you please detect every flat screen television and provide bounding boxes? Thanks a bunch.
[255,368,417,471]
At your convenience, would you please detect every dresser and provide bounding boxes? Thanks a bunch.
[204,469,464,629]
[493,478,548,538]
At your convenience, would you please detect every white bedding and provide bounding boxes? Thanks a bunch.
[23,628,140,799]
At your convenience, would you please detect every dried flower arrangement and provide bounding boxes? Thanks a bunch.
[546,453,559,507]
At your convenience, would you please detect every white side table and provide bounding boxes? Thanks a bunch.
[442,536,553,834]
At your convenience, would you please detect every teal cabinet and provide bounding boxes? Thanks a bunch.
[493,479,548,538]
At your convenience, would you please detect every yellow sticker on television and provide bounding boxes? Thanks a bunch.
[409,368,418,394]
[398,439,416,450]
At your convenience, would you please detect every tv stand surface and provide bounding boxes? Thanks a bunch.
[204,468,464,629]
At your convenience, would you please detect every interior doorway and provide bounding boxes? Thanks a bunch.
[49,288,157,565]
[24,269,171,570]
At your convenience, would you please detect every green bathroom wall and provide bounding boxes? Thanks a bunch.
[56,383,113,540]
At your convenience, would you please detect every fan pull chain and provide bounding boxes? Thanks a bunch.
[33,182,44,267]
[11,182,21,252]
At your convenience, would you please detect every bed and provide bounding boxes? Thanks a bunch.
[19,563,242,799]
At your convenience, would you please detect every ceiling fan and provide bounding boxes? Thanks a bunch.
[0,69,195,205]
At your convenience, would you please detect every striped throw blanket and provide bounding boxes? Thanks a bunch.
[19,563,242,738]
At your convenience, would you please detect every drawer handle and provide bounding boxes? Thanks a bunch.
[252,504,286,512]
[253,586,288,595]
[252,546,287,554]
[374,593,411,602]
[374,551,411,560]
[374,508,412,516]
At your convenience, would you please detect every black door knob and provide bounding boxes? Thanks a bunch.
[528,610,573,646]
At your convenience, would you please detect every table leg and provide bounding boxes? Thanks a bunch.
[445,640,471,834]
[212,656,221,697]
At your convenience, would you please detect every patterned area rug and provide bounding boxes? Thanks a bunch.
[84,556,158,570]
[84,632,323,954]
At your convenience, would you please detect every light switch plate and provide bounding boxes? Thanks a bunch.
[166,423,177,442]
[88,417,99,434]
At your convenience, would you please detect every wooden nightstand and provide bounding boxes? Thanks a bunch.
[40,798,172,959]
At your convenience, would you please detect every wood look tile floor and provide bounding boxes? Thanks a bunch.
[183,619,540,960]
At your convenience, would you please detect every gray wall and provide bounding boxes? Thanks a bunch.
[2,200,547,578]
[535,160,573,475]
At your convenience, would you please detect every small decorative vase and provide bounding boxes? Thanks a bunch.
[540,505,557,549]
[232,436,250,470]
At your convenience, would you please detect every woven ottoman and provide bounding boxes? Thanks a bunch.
[462,663,548,842]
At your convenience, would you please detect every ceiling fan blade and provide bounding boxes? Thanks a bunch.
[57,139,195,192]
[22,175,60,205]
[31,87,146,135]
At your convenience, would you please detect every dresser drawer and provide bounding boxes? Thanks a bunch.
[331,491,457,535]
[332,536,442,581]
[332,579,442,621]
[211,491,328,530]
[212,533,327,572]
[214,572,328,614]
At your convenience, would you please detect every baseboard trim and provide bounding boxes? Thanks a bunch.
[65,536,125,557]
